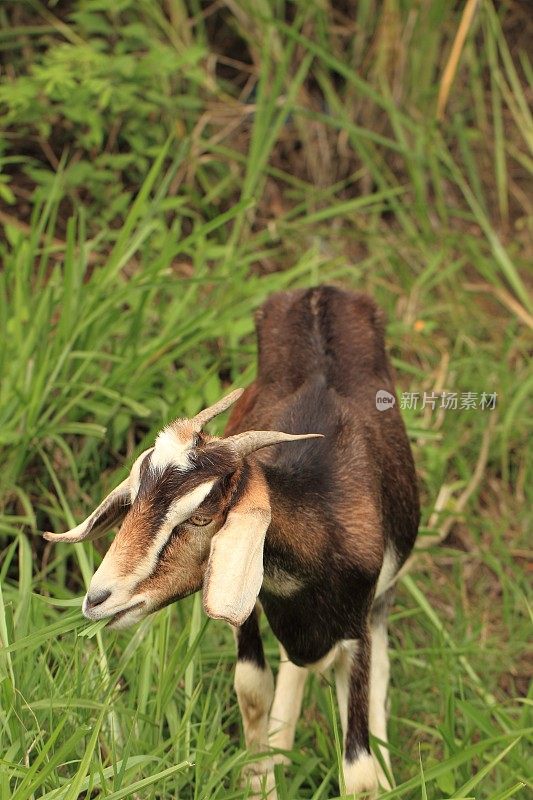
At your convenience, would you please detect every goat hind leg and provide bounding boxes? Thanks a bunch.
[369,620,393,790]
[335,631,379,799]
[369,589,395,790]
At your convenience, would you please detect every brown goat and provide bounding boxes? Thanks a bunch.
[45,286,419,798]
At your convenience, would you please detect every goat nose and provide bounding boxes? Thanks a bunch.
[85,588,112,609]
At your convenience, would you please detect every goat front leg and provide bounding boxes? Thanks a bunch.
[335,630,379,798]
[234,605,276,798]
[268,644,308,764]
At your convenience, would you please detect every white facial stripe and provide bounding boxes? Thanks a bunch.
[131,479,216,583]
[151,426,192,471]
[88,479,216,602]
[165,480,215,527]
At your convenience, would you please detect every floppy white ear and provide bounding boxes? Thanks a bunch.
[43,447,153,544]
[203,470,271,626]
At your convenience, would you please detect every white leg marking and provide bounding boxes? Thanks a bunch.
[343,750,379,797]
[268,645,308,757]
[334,640,359,738]
[375,548,398,598]
[234,660,274,755]
[235,661,278,798]
[369,624,393,789]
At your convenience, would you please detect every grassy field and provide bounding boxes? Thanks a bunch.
[0,1,531,798]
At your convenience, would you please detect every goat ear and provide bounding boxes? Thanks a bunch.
[43,478,131,543]
[43,447,153,544]
[202,470,270,627]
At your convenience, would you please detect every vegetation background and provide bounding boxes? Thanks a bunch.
[0,1,531,798]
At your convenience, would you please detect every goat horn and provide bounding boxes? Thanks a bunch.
[224,430,324,457]
[191,388,244,431]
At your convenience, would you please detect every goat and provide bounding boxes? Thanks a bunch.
[45,285,419,798]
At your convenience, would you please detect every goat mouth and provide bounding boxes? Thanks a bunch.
[106,600,145,628]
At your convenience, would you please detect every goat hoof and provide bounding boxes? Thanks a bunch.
[243,768,277,799]
[345,787,379,798]
[343,752,379,798]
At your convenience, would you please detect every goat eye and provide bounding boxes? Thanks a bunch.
[188,514,212,527]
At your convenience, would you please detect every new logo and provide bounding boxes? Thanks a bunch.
[375,390,396,411]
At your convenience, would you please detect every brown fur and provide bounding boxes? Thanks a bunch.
[235,459,270,513]
[227,286,419,660]
[345,626,371,760]
[225,285,419,792]
[169,419,196,444]
[81,287,417,654]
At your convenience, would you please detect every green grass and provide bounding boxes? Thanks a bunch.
[0,1,531,798]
